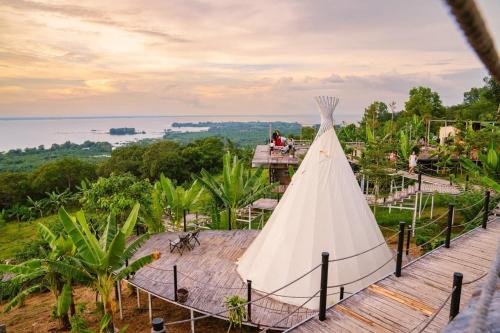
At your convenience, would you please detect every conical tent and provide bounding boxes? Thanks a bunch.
[237,96,395,309]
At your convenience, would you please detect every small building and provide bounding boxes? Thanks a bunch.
[439,126,458,145]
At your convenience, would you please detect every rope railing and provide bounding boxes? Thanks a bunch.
[410,286,456,333]
[412,211,448,231]
[251,289,353,299]
[415,226,449,249]
[161,263,322,327]
[451,209,484,229]
[176,270,247,290]
[259,290,320,332]
[453,196,485,211]
[327,254,397,289]
[328,232,400,264]
[131,274,174,285]
[463,271,489,285]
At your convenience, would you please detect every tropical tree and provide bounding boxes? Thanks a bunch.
[196,153,273,229]
[58,204,159,332]
[27,196,46,217]
[158,174,203,230]
[0,223,87,329]
[461,142,500,191]
[45,190,71,214]
[80,173,153,222]
[7,203,30,222]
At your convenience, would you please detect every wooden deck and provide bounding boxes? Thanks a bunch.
[127,230,317,329]
[252,145,309,168]
[290,216,500,332]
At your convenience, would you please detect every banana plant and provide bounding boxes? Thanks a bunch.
[158,175,203,229]
[195,152,274,229]
[27,196,46,218]
[45,190,71,214]
[0,224,89,329]
[460,142,500,192]
[58,203,159,332]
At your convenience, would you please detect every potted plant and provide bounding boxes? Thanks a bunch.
[224,295,247,332]
[177,288,189,303]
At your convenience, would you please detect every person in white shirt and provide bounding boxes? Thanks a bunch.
[409,151,417,174]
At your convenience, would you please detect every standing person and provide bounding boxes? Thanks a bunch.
[408,151,417,174]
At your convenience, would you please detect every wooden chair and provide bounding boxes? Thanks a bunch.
[180,234,192,251]
[169,237,183,254]
[169,234,192,255]
[189,229,201,247]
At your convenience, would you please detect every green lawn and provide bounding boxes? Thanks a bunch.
[0,214,59,261]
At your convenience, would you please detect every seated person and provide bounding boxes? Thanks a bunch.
[272,131,284,147]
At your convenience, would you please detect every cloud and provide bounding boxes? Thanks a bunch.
[0,0,497,119]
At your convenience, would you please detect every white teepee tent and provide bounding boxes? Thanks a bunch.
[237,96,395,309]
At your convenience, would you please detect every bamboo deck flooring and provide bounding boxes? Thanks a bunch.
[290,215,499,332]
[127,230,317,329]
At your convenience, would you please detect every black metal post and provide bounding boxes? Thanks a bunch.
[465,174,469,190]
[482,190,490,229]
[339,286,344,300]
[228,207,232,230]
[173,265,178,302]
[115,281,119,301]
[418,173,422,191]
[125,259,129,279]
[449,272,463,321]
[247,280,252,322]
[183,209,187,232]
[405,227,411,256]
[319,252,329,321]
[395,222,405,277]
[445,204,454,248]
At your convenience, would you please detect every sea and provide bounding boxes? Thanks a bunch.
[0,114,358,152]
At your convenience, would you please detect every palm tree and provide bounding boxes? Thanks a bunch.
[158,174,203,230]
[196,152,273,229]
[58,203,159,332]
[0,224,89,329]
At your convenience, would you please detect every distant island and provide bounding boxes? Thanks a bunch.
[109,127,145,135]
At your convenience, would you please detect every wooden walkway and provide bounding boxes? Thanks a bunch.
[398,171,460,195]
[290,215,500,332]
[127,230,316,329]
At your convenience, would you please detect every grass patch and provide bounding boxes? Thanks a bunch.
[0,214,59,261]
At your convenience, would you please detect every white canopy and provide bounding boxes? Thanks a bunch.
[237,97,395,309]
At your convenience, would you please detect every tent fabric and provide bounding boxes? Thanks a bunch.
[237,115,394,310]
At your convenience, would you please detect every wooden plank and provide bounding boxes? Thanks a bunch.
[367,285,434,315]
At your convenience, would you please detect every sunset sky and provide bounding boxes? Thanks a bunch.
[0,0,499,120]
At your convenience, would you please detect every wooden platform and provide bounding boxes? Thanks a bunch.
[127,230,316,329]
[290,216,500,332]
[252,145,309,168]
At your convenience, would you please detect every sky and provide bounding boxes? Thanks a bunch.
[0,0,499,121]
